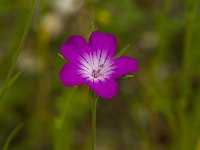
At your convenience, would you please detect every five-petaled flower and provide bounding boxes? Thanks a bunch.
[59,31,138,98]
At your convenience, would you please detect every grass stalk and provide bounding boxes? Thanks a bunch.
[0,0,35,102]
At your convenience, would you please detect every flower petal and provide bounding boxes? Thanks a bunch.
[89,31,118,57]
[60,63,87,86]
[60,35,91,64]
[112,56,138,79]
[88,78,119,99]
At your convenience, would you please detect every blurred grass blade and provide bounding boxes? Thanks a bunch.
[3,123,23,150]
[8,72,21,87]
[122,74,135,78]
[115,44,130,58]
[55,87,77,129]
[54,87,77,150]
[0,0,35,102]
[6,0,35,82]
[0,72,21,104]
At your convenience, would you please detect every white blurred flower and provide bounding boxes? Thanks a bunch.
[41,13,63,37]
[52,0,83,15]
[17,50,44,74]
[138,32,158,51]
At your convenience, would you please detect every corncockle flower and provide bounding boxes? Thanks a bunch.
[59,31,138,150]
[60,31,138,98]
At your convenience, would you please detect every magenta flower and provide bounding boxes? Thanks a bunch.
[60,31,138,98]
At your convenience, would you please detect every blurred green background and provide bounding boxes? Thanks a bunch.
[0,0,200,149]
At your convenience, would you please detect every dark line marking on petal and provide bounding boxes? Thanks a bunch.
[69,47,91,66]
[103,51,109,65]
[99,49,103,66]
[78,62,91,71]
[68,73,90,81]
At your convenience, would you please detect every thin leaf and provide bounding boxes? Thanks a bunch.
[3,123,23,150]
[122,74,135,78]
[115,44,130,58]
[0,72,21,104]
[7,72,21,87]
[0,0,35,102]
[57,52,65,60]
[6,0,35,82]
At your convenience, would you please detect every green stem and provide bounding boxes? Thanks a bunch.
[92,95,98,150]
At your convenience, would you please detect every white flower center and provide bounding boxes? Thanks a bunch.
[79,50,115,82]
[91,64,104,78]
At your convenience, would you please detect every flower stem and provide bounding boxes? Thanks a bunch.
[92,95,98,150]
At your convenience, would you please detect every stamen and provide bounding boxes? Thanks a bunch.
[99,64,104,68]
[92,70,102,78]
[81,52,114,80]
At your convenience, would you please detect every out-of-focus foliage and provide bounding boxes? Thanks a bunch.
[0,0,200,150]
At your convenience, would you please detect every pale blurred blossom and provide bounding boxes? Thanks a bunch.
[51,0,83,15]
[41,13,63,37]
[138,32,158,51]
[18,51,44,74]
